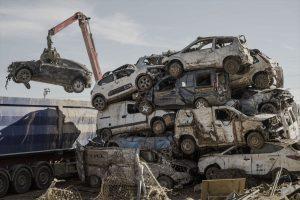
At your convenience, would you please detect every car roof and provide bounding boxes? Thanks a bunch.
[196,36,237,40]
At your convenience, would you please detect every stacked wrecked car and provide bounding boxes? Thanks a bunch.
[87,35,299,189]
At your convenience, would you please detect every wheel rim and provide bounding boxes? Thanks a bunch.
[153,121,165,135]
[138,76,152,91]
[93,97,105,110]
[248,133,263,149]
[89,176,100,187]
[225,60,239,74]
[37,167,51,187]
[139,102,152,114]
[181,139,194,154]
[73,80,85,92]
[15,170,31,193]
[64,85,73,93]
[16,69,31,83]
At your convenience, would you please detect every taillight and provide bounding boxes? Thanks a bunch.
[286,155,300,160]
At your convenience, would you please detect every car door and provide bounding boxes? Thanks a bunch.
[153,77,177,107]
[181,39,216,68]
[177,73,195,105]
[38,63,58,83]
[214,37,235,65]
[213,108,235,144]
[223,147,252,174]
[109,102,128,134]
[124,102,147,132]
[193,70,214,97]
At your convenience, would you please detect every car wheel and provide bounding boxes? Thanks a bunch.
[180,137,196,155]
[0,170,9,197]
[12,167,32,194]
[168,62,183,78]
[100,129,112,142]
[157,175,174,189]
[34,165,53,189]
[15,68,32,83]
[246,132,265,149]
[92,96,107,111]
[138,101,154,115]
[253,72,272,89]
[88,175,101,188]
[259,103,277,114]
[194,98,209,108]
[64,85,74,93]
[205,165,220,180]
[72,78,85,93]
[224,59,240,74]
[137,74,153,91]
[152,119,166,135]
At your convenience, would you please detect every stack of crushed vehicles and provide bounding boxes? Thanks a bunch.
[89,35,299,188]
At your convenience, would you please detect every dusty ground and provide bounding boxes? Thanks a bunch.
[1,178,200,200]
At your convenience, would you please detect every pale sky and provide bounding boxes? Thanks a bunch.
[0,0,300,103]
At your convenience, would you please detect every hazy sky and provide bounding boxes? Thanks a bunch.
[0,0,299,102]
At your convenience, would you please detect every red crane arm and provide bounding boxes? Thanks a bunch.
[47,12,102,81]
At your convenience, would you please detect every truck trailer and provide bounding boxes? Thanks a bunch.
[0,96,97,197]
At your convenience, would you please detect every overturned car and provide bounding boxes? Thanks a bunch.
[6,58,92,93]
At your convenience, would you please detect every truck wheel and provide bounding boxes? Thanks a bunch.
[0,170,9,197]
[92,96,107,111]
[12,167,32,194]
[64,85,74,93]
[247,132,265,149]
[15,68,32,83]
[259,103,277,114]
[137,74,153,91]
[157,175,174,189]
[224,59,240,74]
[138,101,154,115]
[72,78,85,93]
[205,165,220,180]
[34,165,53,189]
[88,175,101,188]
[152,119,166,135]
[168,62,183,78]
[253,72,272,89]
[194,98,209,108]
[180,137,196,155]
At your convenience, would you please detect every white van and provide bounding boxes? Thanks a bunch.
[96,101,174,140]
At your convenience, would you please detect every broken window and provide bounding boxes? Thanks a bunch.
[98,74,114,86]
[127,104,139,114]
[157,77,176,91]
[195,72,211,87]
[215,38,234,49]
[215,109,230,121]
[115,69,134,79]
[224,146,250,155]
[186,39,213,52]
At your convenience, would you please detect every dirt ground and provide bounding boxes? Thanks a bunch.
[1,178,200,200]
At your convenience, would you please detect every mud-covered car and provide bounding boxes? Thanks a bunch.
[7,58,92,93]
[97,101,175,139]
[137,69,231,115]
[140,151,197,188]
[230,49,284,90]
[198,142,300,179]
[174,106,284,155]
[162,35,253,77]
[91,64,161,111]
[238,88,294,115]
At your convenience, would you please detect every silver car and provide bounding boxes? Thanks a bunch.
[162,35,253,77]
[198,142,300,179]
[91,64,160,111]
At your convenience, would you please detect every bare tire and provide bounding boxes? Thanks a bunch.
[157,175,174,189]
[137,74,153,91]
[260,103,277,114]
[64,85,74,93]
[180,137,196,155]
[100,129,112,142]
[34,165,53,189]
[194,98,209,108]
[168,62,183,78]
[253,72,272,89]
[88,175,101,188]
[224,59,240,74]
[15,68,32,83]
[247,132,265,149]
[72,78,85,93]
[92,96,106,111]
[138,101,154,115]
[205,165,220,180]
[12,167,32,194]
[152,119,166,135]
[0,170,9,197]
